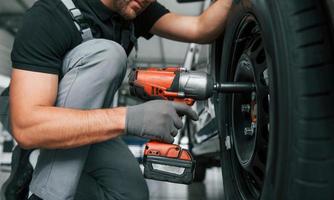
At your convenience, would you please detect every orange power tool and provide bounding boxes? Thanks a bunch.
[129,67,256,184]
[129,67,256,104]
[128,67,213,105]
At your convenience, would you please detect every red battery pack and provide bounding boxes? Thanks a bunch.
[143,141,195,185]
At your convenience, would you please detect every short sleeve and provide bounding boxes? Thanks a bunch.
[134,1,170,39]
[11,3,74,75]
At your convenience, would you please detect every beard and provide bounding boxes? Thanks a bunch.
[113,0,155,20]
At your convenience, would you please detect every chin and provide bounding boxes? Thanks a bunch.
[120,9,138,20]
[121,0,152,20]
[122,13,137,20]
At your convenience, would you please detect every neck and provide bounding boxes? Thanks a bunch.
[101,0,115,11]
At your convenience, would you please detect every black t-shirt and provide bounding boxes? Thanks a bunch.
[11,0,169,75]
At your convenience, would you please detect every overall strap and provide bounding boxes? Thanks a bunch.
[60,0,93,41]
[120,23,138,55]
[111,16,138,57]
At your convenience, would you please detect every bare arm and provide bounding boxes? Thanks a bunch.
[10,69,126,150]
[151,0,233,44]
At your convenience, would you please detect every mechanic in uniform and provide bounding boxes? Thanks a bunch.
[8,0,232,199]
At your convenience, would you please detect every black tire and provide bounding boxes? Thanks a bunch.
[193,160,206,182]
[214,0,334,199]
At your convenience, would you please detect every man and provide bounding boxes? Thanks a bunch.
[7,0,233,199]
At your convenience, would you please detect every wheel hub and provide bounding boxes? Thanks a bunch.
[232,53,258,170]
[219,14,271,197]
[230,21,270,193]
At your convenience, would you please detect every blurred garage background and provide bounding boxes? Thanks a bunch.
[0,0,223,199]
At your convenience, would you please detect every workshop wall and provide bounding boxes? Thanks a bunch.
[0,29,12,91]
[129,0,207,67]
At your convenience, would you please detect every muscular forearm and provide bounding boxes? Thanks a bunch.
[197,0,233,43]
[11,106,126,149]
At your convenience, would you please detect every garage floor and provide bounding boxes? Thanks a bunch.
[148,167,224,200]
[0,167,223,200]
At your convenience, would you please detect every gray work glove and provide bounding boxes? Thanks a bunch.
[126,100,198,143]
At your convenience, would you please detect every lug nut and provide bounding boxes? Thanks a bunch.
[241,104,251,113]
[244,122,257,136]
[244,127,254,136]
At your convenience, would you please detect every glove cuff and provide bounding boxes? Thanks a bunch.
[125,105,143,136]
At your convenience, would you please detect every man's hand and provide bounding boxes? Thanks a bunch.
[125,100,198,143]
[151,0,233,44]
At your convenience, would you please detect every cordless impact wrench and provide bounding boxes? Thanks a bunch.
[128,67,255,184]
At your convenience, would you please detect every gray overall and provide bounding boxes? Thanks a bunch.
[3,0,149,199]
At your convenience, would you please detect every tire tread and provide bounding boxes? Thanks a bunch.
[295,23,324,33]
[294,179,328,188]
[297,39,325,49]
[282,0,334,199]
[300,62,328,69]
[301,91,331,98]
[292,6,317,16]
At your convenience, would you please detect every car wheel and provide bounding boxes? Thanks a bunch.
[214,0,334,199]
[193,159,206,182]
